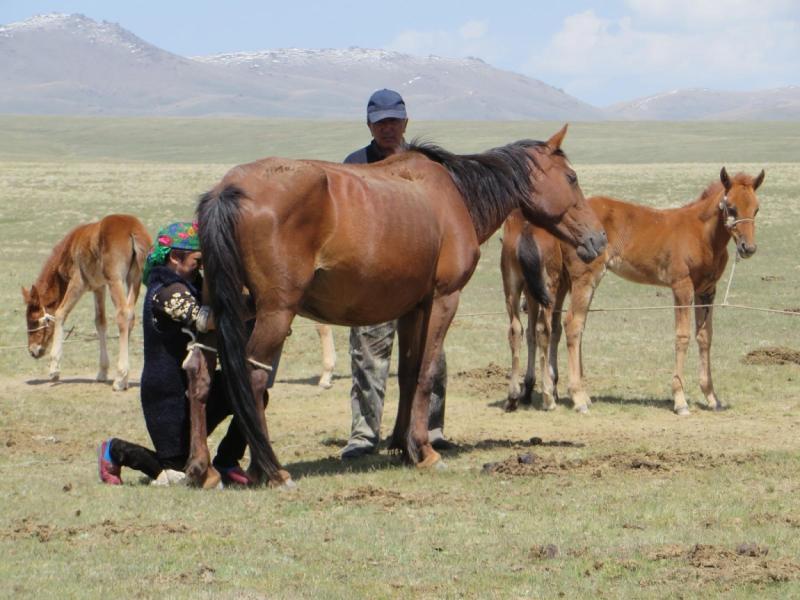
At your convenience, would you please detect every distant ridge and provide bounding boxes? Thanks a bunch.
[1,13,798,120]
[607,87,800,121]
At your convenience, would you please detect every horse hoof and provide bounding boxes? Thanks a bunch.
[675,407,691,417]
[201,466,222,490]
[504,400,518,412]
[277,478,297,491]
[416,451,443,469]
[543,402,557,412]
[49,371,60,382]
[111,379,128,391]
[317,380,333,390]
[96,371,109,383]
[574,405,589,414]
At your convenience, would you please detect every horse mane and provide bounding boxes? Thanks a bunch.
[408,139,557,236]
[32,229,76,305]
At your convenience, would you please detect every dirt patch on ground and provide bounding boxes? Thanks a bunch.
[645,543,800,586]
[1,517,191,543]
[481,450,763,478]
[743,347,800,366]
[331,485,419,508]
[453,362,508,395]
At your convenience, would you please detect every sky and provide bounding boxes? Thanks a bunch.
[1,0,798,106]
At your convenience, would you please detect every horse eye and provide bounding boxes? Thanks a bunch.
[566,172,577,185]
[754,207,759,216]
[728,205,738,217]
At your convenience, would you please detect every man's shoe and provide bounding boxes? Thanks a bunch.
[430,437,457,451]
[218,464,254,487]
[340,442,376,460]
[97,439,122,485]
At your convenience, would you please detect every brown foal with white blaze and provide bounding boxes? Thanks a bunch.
[22,214,152,390]
[558,168,764,414]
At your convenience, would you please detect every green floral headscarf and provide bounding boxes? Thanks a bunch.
[143,221,200,285]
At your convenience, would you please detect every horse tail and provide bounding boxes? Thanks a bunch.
[517,229,552,308]
[196,185,274,479]
[129,223,150,286]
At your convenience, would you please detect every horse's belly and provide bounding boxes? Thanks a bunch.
[607,257,665,286]
[299,266,438,326]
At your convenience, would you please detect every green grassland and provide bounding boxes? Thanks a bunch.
[1,117,799,599]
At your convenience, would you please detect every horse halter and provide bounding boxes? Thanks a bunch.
[719,194,754,231]
[27,312,56,332]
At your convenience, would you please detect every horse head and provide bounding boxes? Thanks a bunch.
[517,124,607,262]
[21,284,56,358]
[720,167,764,259]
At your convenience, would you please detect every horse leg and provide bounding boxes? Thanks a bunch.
[48,279,85,381]
[183,344,221,489]
[695,289,721,410]
[107,279,133,391]
[244,312,294,488]
[93,288,110,382]
[522,292,539,407]
[564,273,597,413]
[392,292,459,468]
[536,301,558,411]
[671,282,694,416]
[315,324,336,389]
[546,275,569,407]
[503,271,525,411]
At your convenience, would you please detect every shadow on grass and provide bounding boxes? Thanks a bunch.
[285,436,588,481]
[25,377,140,389]
[276,373,349,386]
[590,394,675,412]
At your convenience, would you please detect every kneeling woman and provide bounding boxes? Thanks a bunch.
[97,221,277,487]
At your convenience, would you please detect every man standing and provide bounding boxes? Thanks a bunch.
[340,88,452,459]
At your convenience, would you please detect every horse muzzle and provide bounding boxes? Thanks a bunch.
[576,230,608,263]
[736,240,757,259]
[29,345,45,359]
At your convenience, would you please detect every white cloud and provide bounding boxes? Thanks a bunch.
[625,0,796,25]
[387,20,498,61]
[526,8,800,105]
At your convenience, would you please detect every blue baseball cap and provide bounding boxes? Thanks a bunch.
[367,89,407,123]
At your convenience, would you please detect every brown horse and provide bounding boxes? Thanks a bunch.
[22,214,152,390]
[193,126,607,487]
[504,168,764,415]
[500,210,567,412]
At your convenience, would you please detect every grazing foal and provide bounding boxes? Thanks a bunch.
[560,168,764,414]
[22,214,152,390]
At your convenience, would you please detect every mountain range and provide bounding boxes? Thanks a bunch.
[1,13,798,121]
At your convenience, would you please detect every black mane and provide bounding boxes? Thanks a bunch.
[408,139,562,236]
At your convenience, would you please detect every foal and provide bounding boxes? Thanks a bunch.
[22,214,152,390]
[501,209,566,411]
[559,168,764,414]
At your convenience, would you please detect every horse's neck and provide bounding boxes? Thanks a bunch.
[695,188,731,254]
[35,241,72,309]
[475,211,512,244]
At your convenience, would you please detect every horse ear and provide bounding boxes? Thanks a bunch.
[753,169,765,191]
[546,124,569,151]
[720,167,732,192]
[21,286,30,303]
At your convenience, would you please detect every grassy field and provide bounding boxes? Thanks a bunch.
[1,117,799,599]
